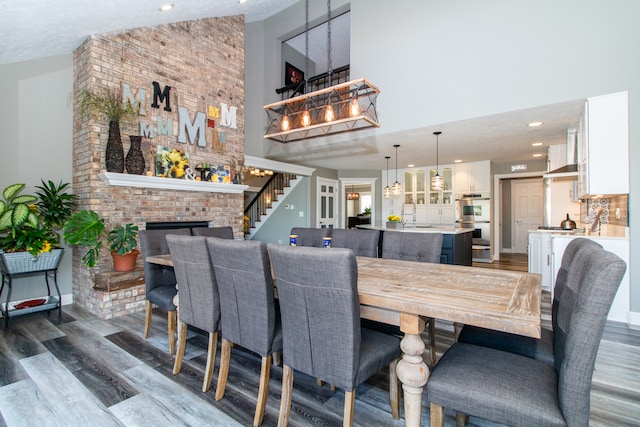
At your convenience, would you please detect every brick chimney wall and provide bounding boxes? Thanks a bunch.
[72,16,245,319]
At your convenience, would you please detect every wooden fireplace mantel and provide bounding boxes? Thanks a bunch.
[99,172,248,194]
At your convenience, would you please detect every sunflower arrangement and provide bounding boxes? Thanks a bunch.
[387,215,402,223]
[156,147,189,178]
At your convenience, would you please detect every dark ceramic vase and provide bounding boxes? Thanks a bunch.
[106,120,125,173]
[125,135,145,175]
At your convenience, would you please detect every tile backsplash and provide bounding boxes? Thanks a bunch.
[581,195,628,227]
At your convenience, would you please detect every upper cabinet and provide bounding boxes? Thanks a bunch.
[428,166,454,206]
[403,169,427,206]
[454,160,491,194]
[577,91,629,198]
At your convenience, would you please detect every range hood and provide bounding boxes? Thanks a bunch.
[543,128,578,178]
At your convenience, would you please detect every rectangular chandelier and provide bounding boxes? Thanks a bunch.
[264,78,380,143]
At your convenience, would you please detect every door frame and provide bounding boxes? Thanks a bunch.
[339,178,378,229]
[493,171,543,261]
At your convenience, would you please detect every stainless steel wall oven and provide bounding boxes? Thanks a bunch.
[456,194,491,262]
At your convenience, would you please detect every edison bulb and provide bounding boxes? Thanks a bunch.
[281,115,290,131]
[324,105,335,122]
[301,110,311,127]
[349,99,360,116]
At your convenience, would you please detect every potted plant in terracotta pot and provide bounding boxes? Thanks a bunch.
[0,181,77,274]
[79,88,139,173]
[62,210,140,272]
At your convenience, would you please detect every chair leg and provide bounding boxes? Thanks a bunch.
[389,358,400,419]
[173,320,188,374]
[277,365,294,427]
[430,402,444,427]
[143,300,152,338]
[428,317,436,365]
[215,338,232,401]
[254,354,272,427]
[167,310,177,355]
[343,390,355,427]
[202,331,219,392]
[453,322,463,341]
[272,351,282,366]
[456,412,469,427]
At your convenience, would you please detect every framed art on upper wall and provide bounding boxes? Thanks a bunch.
[285,62,304,86]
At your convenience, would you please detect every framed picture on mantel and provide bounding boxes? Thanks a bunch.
[285,62,304,86]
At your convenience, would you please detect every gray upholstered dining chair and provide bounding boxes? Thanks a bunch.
[427,244,626,427]
[139,227,192,355]
[330,228,381,258]
[206,238,282,427]
[267,244,401,427]
[289,227,331,247]
[166,234,221,392]
[192,225,234,239]
[380,230,443,364]
[457,238,603,366]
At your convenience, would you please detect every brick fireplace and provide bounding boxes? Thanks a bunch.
[71,16,245,319]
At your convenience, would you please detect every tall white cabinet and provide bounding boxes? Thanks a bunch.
[577,91,629,198]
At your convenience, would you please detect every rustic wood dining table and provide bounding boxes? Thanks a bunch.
[144,253,541,427]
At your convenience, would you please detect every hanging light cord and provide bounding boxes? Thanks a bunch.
[386,156,390,185]
[327,0,332,86]
[394,145,399,183]
[436,134,439,170]
[304,0,309,91]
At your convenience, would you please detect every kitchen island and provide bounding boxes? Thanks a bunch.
[357,225,473,266]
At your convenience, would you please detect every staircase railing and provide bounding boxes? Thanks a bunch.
[244,173,297,234]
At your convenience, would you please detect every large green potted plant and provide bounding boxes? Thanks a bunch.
[35,179,78,247]
[79,88,138,173]
[62,210,139,272]
[0,181,76,274]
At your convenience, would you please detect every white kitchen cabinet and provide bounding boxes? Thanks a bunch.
[455,160,491,194]
[427,205,455,225]
[400,168,427,225]
[577,91,629,198]
[528,232,553,292]
[552,235,629,323]
[428,165,454,225]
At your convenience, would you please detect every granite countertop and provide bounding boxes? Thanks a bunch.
[358,225,474,235]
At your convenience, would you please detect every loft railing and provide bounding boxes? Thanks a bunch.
[275,65,350,99]
[244,172,297,233]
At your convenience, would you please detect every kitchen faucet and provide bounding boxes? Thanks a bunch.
[401,200,417,226]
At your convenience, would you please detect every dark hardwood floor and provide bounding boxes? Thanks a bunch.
[1,256,639,426]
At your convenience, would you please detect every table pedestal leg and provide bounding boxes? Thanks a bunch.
[396,314,429,427]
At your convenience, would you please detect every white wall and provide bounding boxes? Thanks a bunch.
[245,0,640,314]
[0,55,74,301]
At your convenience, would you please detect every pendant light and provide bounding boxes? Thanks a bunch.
[347,183,360,200]
[392,144,401,195]
[263,0,380,142]
[384,156,392,198]
[431,131,444,191]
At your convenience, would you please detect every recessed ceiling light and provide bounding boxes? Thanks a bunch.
[531,142,543,146]
[407,164,415,168]
[159,4,174,11]
[532,153,543,157]
[238,0,248,3]
[454,160,462,163]
[528,121,544,127]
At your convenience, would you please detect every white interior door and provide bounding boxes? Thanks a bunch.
[317,178,338,228]
[513,179,543,253]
